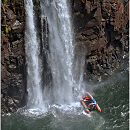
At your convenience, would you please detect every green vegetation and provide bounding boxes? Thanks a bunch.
[105,18,109,22]
[2,31,6,36]
[3,0,8,4]
[3,0,8,8]
[107,10,111,17]
[8,65,12,69]
[117,1,119,4]
[5,25,11,34]
[108,13,110,17]
[33,6,40,11]
[3,6,5,12]
[113,3,116,6]
[2,0,8,12]
[36,0,40,4]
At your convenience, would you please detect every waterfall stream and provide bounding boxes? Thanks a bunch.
[25,0,43,108]
[41,0,75,105]
[25,0,85,110]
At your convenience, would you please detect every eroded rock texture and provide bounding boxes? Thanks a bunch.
[71,0,129,80]
[1,0,26,114]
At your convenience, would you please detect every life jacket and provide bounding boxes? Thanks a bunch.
[83,96,92,105]
[83,96,89,100]
[92,98,95,103]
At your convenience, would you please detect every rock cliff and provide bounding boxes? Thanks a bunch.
[1,0,26,114]
[71,0,129,80]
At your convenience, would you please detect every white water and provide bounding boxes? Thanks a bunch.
[41,0,76,105]
[25,0,86,111]
[25,0,43,108]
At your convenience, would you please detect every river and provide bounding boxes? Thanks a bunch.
[2,59,129,130]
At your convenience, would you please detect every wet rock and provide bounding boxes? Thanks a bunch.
[124,46,129,52]
[6,7,16,21]
[85,1,91,14]
[12,20,21,30]
[72,0,129,80]
[7,98,15,107]
[1,0,26,115]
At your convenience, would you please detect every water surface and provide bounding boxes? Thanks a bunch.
[2,61,129,130]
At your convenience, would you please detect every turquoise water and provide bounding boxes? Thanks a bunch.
[2,62,129,130]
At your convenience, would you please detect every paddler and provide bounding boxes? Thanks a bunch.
[82,95,100,112]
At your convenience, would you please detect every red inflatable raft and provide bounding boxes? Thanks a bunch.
[80,92,101,114]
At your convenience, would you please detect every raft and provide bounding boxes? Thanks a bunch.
[80,92,101,114]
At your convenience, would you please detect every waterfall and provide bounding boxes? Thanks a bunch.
[25,0,86,109]
[25,0,43,108]
[41,0,75,104]
[73,44,87,94]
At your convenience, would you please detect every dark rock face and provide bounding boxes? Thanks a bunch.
[71,0,129,80]
[1,0,27,115]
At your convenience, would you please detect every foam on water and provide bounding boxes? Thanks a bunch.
[19,102,92,118]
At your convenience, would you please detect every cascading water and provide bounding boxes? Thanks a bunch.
[73,45,86,94]
[41,0,76,105]
[25,0,43,108]
[25,0,85,110]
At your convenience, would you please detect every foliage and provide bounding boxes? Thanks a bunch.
[5,25,11,34]
[108,13,110,17]
[2,31,6,36]
[8,65,12,69]
[3,0,8,4]
[2,0,8,12]
[117,1,119,4]
[105,18,109,21]
[113,3,116,6]
[36,0,40,4]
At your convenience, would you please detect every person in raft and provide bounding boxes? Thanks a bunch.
[82,95,97,112]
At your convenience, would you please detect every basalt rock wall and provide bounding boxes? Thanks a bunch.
[1,0,26,114]
[71,0,129,80]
